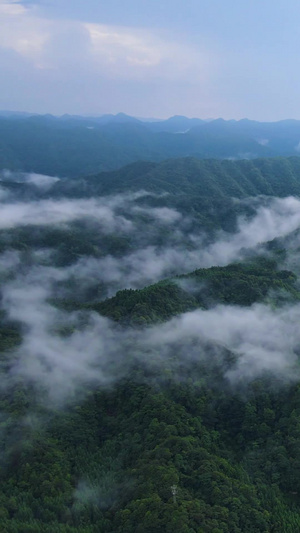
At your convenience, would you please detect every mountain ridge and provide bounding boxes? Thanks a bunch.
[3,114,300,176]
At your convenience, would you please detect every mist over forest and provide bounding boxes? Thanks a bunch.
[4,0,300,529]
[2,128,300,532]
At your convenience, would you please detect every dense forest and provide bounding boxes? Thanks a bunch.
[2,151,300,531]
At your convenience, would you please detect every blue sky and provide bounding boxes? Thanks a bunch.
[1,0,300,119]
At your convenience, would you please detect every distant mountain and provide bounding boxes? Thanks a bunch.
[145,115,205,133]
[86,112,142,125]
[2,113,300,175]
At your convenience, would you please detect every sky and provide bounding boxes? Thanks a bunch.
[1,0,300,119]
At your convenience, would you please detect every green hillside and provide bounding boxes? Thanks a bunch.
[80,157,300,198]
[91,258,299,325]
[2,152,300,531]
[2,257,300,531]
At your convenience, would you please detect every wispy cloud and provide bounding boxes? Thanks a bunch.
[2,264,300,406]
[2,277,119,403]
[0,0,27,16]
[0,198,134,229]
[140,303,300,384]
[1,170,60,189]
[65,195,300,294]
[1,188,300,296]
[257,138,269,146]
[84,23,207,81]
[0,0,49,64]
[0,186,178,230]
[2,191,300,405]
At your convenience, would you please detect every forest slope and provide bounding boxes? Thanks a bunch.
[2,256,300,532]
[45,156,300,200]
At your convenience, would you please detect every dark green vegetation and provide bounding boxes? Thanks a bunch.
[3,114,300,176]
[3,150,300,531]
[5,370,300,533]
[93,258,300,325]
[92,156,300,197]
[2,256,300,532]
[6,155,300,201]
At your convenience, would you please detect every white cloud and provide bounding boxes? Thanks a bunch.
[86,24,161,67]
[84,23,205,80]
[3,265,300,405]
[67,195,300,294]
[199,196,300,266]
[0,1,209,80]
[142,303,300,384]
[3,192,300,403]
[0,0,49,64]
[2,278,118,402]
[0,0,26,16]
[21,172,60,188]
[1,190,300,297]
[0,197,135,230]
[257,138,269,146]
[1,170,60,189]
[131,205,182,224]
[0,186,177,232]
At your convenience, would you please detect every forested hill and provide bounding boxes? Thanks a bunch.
[3,256,300,532]
[47,156,300,199]
[4,114,300,176]
[4,124,300,531]
[91,259,300,325]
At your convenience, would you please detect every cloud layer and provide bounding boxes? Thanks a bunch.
[2,267,300,406]
[61,195,300,293]
[1,186,300,406]
[1,185,300,294]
